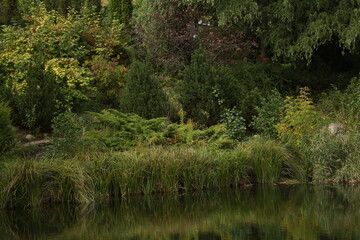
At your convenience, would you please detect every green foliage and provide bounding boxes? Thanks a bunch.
[302,128,360,183]
[221,107,246,141]
[17,0,94,15]
[251,89,284,138]
[181,50,218,126]
[0,146,249,207]
[0,3,130,131]
[86,109,169,150]
[245,136,305,183]
[0,0,19,25]
[121,61,170,119]
[0,159,94,208]
[230,63,308,122]
[317,76,360,129]
[302,77,360,183]
[86,55,127,107]
[44,112,86,158]
[84,109,234,150]
[108,0,133,25]
[0,101,15,152]
[276,87,322,145]
[183,0,360,62]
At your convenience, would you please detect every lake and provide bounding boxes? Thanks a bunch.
[1,184,360,239]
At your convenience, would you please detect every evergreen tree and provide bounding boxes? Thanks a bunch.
[121,61,170,119]
[108,0,133,25]
[181,50,218,126]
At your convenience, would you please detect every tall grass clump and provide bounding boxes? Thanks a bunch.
[0,101,15,153]
[0,159,94,208]
[245,137,304,183]
[306,77,360,183]
[91,147,250,198]
[0,141,309,208]
[304,129,360,183]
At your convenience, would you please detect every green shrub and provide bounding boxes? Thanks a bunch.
[303,128,360,183]
[230,62,309,122]
[85,110,233,150]
[44,112,86,158]
[108,0,133,25]
[0,101,15,152]
[181,49,217,126]
[221,107,246,141]
[251,89,284,138]
[276,87,323,145]
[121,61,170,119]
[87,55,127,107]
[85,110,169,150]
[0,4,130,131]
[317,76,360,129]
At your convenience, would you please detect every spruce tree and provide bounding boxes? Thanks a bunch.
[108,0,133,25]
[121,61,169,119]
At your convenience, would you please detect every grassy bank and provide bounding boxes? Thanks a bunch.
[0,137,305,209]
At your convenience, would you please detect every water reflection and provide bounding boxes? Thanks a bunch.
[1,185,360,240]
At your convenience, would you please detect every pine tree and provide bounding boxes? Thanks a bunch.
[121,61,170,119]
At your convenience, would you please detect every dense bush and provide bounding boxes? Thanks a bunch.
[44,112,86,158]
[303,77,360,183]
[86,55,127,107]
[251,89,284,138]
[0,3,130,131]
[121,61,170,119]
[108,0,133,25]
[230,63,309,122]
[84,110,234,150]
[0,0,19,25]
[181,50,219,126]
[0,101,15,152]
[221,107,246,141]
[317,76,360,129]
[276,87,323,145]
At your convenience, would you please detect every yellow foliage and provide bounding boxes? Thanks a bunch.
[276,87,322,145]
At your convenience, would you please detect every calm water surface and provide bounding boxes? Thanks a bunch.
[1,185,360,240]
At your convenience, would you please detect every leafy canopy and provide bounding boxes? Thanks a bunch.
[183,0,360,62]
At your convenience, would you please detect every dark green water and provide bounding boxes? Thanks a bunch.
[1,185,360,240]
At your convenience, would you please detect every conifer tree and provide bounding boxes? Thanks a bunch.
[121,61,169,119]
[181,50,218,126]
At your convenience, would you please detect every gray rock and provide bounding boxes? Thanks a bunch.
[25,134,35,141]
[328,123,341,135]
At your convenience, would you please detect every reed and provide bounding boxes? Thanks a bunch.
[244,137,303,183]
[0,139,303,208]
[0,159,94,208]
